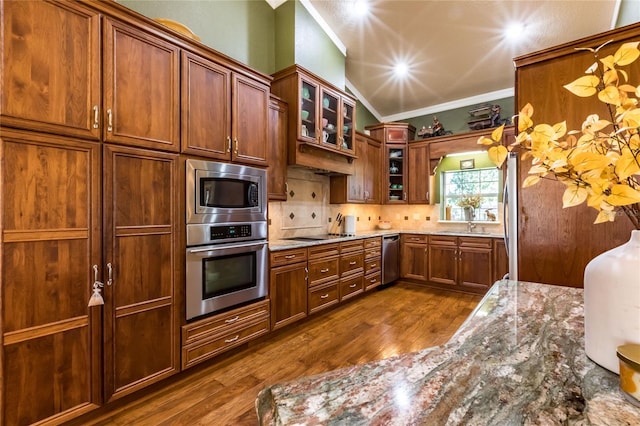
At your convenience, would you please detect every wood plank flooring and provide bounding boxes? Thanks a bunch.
[67,282,482,426]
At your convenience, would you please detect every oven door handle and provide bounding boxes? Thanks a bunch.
[188,240,267,254]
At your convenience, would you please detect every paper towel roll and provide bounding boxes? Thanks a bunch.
[343,215,356,235]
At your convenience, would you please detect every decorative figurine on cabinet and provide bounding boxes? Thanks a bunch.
[417,116,452,138]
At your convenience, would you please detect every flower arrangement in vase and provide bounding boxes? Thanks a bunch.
[479,40,640,374]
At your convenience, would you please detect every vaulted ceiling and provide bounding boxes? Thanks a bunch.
[305,0,620,121]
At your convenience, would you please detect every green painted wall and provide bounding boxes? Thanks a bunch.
[405,97,514,140]
[292,1,345,88]
[274,1,295,72]
[117,0,276,74]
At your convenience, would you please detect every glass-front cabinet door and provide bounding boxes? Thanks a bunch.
[340,98,355,153]
[300,79,318,142]
[320,88,339,149]
[387,144,407,203]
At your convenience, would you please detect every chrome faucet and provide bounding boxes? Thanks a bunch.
[467,221,476,233]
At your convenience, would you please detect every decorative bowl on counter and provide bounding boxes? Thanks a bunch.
[378,221,392,230]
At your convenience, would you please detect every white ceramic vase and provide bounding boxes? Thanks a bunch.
[583,229,640,374]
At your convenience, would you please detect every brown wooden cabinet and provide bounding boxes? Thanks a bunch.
[365,123,416,204]
[179,50,270,164]
[0,129,102,425]
[407,140,431,204]
[428,235,493,291]
[102,144,180,402]
[1,0,101,140]
[514,25,638,287]
[400,234,429,282]
[364,237,382,291]
[330,131,382,204]
[271,65,357,175]
[269,248,308,330]
[181,299,269,369]
[308,244,340,314]
[268,95,289,201]
[339,240,365,301]
[103,18,180,152]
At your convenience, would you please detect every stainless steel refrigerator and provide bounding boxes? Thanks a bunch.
[503,152,518,281]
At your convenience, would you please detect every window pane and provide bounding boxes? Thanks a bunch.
[442,167,500,221]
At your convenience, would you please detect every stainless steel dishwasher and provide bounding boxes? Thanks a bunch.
[382,234,400,285]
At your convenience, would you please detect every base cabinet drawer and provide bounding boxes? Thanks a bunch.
[308,282,339,314]
[181,299,270,369]
[365,271,381,291]
[340,274,364,301]
[308,256,340,285]
[182,317,270,369]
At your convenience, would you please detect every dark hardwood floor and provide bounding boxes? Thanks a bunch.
[68,282,482,426]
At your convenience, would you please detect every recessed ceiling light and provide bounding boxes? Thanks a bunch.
[393,62,409,78]
[351,0,369,17]
[504,22,526,41]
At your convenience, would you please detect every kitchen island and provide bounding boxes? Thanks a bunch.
[256,280,640,425]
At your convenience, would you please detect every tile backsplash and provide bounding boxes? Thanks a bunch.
[268,167,503,240]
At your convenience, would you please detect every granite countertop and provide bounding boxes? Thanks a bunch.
[268,230,504,251]
[255,280,640,425]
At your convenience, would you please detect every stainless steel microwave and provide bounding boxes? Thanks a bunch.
[186,159,267,227]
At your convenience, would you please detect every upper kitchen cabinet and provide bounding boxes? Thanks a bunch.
[407,140,431,204]
[271,65,356,175]
[1,0,101,140]
[365,123,416,204]
[180,51,270,166]
[103,18,180,152]
[330,131,382,204]
[268,95,289,201]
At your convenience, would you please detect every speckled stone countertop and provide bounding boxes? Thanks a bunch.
[268,230,503,251]
[255,280,640,425]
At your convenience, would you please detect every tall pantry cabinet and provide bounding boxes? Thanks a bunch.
[1,1,180,424]
[514,23,639,287]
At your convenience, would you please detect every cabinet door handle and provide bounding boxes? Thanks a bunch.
[320,268,329,273]
[106,262,113,286]
[234,137,239,155]
[226,136,232,153]
[349,261,357,265]
[320,293,329,299]
[225,335,240,343]
[426,191,429,202]
[285,254,296,259]
[225,316,240,324]
[92,105,99,129]
[107,108,113,132]
[403,192,407,201]
[305,267,309,281]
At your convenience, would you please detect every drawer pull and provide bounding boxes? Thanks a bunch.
[349,261,357,265]
[370,278,377,283]
[225,335,240,343]
[225,316,240,324]
[349,283,357,288]
[320,293,329,299]
[320,268,329,273]
[369,263,377,268]
[285,254,296,259]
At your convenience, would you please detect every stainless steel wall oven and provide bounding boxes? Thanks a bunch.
[185,159,268,320]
